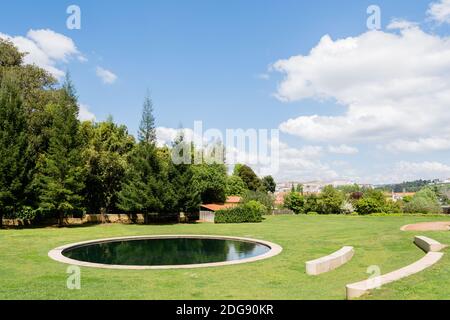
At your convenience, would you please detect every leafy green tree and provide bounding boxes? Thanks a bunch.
[117,143,167,220]
[284,192,305,214]
[80,118,135,214]
[296,184,304,195]
[261,176,276,193]
[0,77,28,227]
[0,39,58,211]
[167,132,200,214]
[0,39,25,68]
[191,163,227,204]
[355,189,387,215]
[32,76,84,226]
[317,185,345,215]
[234,164,261,191]
[304,194,320,214]
[226,175,247,196]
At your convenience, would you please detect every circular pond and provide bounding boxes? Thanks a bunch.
[48,235,282,269]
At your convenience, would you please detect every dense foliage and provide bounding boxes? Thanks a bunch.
[284,184,442,216]
[404,188,442,214]
[0,40,277,226]
[377,180,438,193]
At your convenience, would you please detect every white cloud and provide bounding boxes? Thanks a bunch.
[328,144,359,155]
[78,104,96,122]
[428,0,450,24]
[96,67,118,84]
[156,127,196,147]
[0,29,84,78]
[273,27,450,150]
[371,161,450,184]
[385,136,450,153]
[387,19,419,30]
[273,143,338,181]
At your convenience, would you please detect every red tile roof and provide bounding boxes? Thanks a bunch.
[200,204,235,212]
[226,196,242,204]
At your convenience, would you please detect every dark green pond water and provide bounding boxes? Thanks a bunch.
[63,238,270,266]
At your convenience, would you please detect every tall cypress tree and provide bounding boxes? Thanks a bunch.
[32,74,84,226]
[118,93,165,222]
[168,130,200,215]
[0,77,28,227]
[138,91,156,144]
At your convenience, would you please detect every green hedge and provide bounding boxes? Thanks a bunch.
[215,200,265,223]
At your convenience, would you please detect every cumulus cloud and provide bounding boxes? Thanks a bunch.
[273,27,450,152]
[156,127,197,147]
[387,19,419,30]
[78,104,96,122]
[371,161,450,184]
[328,144,359,155]
[428,0,450,24]
[0,29,84,78]
[96,67,118,84]
[385,136,450,153]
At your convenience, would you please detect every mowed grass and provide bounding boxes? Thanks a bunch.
[1,215,450,300]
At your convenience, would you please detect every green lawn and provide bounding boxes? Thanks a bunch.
[1,215,450,300]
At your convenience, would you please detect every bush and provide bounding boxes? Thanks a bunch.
[284,192,305,214]
[404,187,442,214]
[404,197,442,214]
[215,200,265,223]
[340,201,355,215]
[242,191,274,215]
[355,197,385,215]
[317,186,345,214]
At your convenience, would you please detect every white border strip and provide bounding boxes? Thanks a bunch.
[346,236,446,299]
[48,235,283,270]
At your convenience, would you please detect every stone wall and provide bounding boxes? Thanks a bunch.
[2,213,180,227]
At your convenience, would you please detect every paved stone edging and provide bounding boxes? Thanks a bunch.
[401,221,450,232]
[48,235,283,270]
[306,246,354,276]
[346,236,446,299]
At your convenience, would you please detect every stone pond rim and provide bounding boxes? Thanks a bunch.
[48,235,283,270]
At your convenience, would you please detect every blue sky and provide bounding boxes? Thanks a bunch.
[1,0,450,184]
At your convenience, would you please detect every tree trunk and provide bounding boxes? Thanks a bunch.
[144,212,149,225]
[58,211,64,227]
[0,212,3,229]
[100,207,106,224]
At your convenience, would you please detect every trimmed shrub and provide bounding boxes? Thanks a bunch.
[215,200,265,223]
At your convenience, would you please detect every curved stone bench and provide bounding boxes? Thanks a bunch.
[414,236,447,253]
[346,236,446,299]
[306,246,354,276]
[346,252,443,299]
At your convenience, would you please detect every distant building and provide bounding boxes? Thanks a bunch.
[199,196,242,222]
[274,192,289,207]
[389,192,416,202]
[276,180,373,195]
